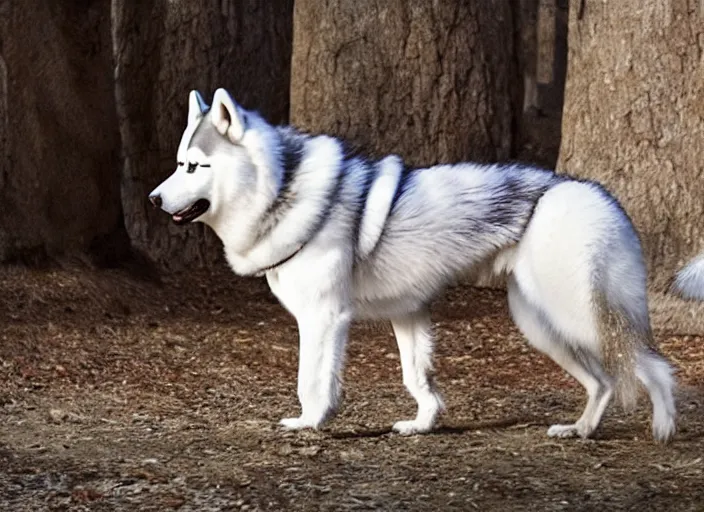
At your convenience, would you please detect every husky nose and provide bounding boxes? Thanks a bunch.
[149,194,162,209]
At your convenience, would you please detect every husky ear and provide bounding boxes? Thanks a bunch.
[211,88,246,143]
[188,90,209,125]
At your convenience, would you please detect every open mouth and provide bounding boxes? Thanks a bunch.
[172,199,210,225]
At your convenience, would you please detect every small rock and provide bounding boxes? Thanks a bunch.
[299,445,322,457]
[49,408,68,423]
[278,443,295,456]
[66,412,85,424]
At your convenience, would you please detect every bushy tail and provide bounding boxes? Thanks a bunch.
[597,294,678,441]
[595,294,652,411]
[671,253,704,300]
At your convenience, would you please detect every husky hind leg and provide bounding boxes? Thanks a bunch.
[508,278,614,438]
[636,348,677,441]
[390,311,445,435]
[593,295,677,441]
[510,180,677,441]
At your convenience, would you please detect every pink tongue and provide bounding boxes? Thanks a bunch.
[173,214,183,222]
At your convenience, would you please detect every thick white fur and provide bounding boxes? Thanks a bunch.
[241,136,343,275]
[357,155,403,259]
[150,89,677,442]
[510,182,675,440]
[672,253,704,301]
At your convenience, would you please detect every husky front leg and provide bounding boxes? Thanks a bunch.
[391,311,445,435]
[280,304,351,430]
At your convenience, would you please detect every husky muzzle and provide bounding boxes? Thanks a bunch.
[148,194,210,225]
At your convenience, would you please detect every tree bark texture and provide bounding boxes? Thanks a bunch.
[557,1,704,292]
[112,0,294,269]
[290,0,520,167]
[0,0,129,264]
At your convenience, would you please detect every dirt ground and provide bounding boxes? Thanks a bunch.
[1,265,703,512]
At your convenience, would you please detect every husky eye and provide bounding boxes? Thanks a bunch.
[187,162,198,174]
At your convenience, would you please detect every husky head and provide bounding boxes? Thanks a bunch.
[149,88,276,229]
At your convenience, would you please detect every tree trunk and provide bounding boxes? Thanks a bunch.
[112,0,294,270]
[557,1,704,331]
[515,0,569,168]
[0,0,130,265]
[290,0,520,167]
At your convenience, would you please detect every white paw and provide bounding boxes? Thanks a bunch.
[652,414,676,443]
[547,423,580,438]
[547,421,594,439]
[392,420,433,436]
[279,417,314,431]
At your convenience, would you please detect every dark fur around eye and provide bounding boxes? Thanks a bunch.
[187,162,198,173]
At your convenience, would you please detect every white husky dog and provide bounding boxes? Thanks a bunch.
[149,88,677,441]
